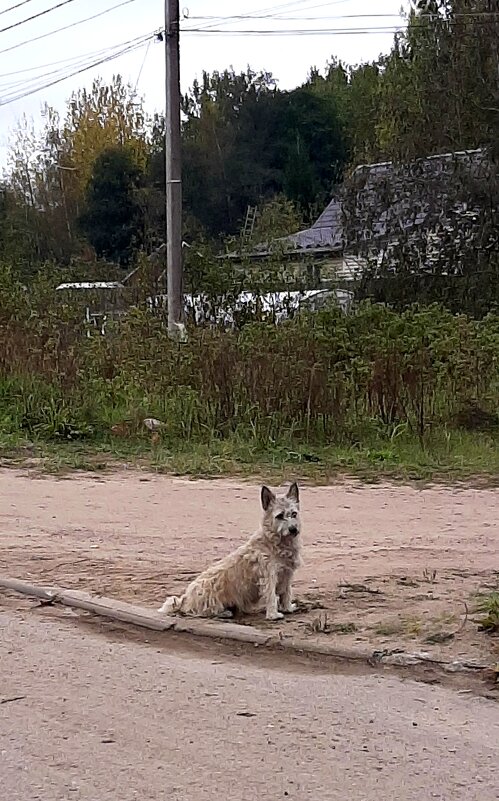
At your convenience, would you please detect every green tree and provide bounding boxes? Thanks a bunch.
[5,78,151,269]
[61,75,149,196]
[78,147,144,266]
[307,58,382,164]
[376,1,499,159]
[180,68,279,237]
[174,68,348,237]
[265,86,348,211]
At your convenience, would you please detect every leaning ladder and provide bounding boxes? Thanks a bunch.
[241,205,258,248]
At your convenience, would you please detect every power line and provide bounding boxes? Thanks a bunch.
[182,19,498,37]
[188,14,404,22]
[133,38,151,95]
[0,33,154,99]
[0,0,82,35]
[0,0,35,17]
[0,33,155,107]
[0,40,149,106]
[188,11,499,21]
[183,3,499,34]
[183,27,410,37]
[185,0,351,32]
[0,32,155,93]
[0,0,139,56]
[0,41,140,79]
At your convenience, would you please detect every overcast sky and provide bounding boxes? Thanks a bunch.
[0,0,411,168]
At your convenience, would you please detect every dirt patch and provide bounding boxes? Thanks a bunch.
[0,468,497,667]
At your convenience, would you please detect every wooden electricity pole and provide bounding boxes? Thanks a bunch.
[164,0,184,338]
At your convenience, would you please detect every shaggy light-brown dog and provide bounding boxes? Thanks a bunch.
[158,483,302,621]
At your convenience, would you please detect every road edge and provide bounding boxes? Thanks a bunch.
[1,576,493,682]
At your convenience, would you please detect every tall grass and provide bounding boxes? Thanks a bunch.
[0,266,498,474]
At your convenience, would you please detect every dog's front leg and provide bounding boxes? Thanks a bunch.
[263,568,284,621]
[278,571,297,614]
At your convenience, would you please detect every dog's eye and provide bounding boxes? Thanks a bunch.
[290,511,297,519]
[276,512,284,520]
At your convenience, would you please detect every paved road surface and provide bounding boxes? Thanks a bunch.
[1,607,498,801]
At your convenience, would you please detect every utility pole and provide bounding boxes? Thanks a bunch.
[164,0,184,339]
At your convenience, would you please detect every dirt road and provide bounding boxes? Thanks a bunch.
[0,469,498,664]
[1,603,498,801]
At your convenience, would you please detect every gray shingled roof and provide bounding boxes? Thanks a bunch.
[344,148,488,245]
[278,147,487,255]
[223,147,489,262]
[279,197,343,252]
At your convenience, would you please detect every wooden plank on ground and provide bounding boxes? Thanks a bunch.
[0,577,175,632]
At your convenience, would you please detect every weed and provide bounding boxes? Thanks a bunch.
[373,620,405,637]
[0,265,498,479]
[308,613,357,635]
[477,593,499,633]
[422,568,438,584]
[373,617,423,638]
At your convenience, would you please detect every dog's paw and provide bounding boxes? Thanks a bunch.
[216,609,234,619]
[283,603,297,614]
[266,611,284,621]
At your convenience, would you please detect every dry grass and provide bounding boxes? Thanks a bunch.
[0,269,498,480]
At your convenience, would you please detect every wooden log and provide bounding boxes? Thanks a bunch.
[173,617,272,644]
[0,577,175,632]
[0,577,488,675]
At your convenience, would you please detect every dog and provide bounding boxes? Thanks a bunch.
[158,482,302,621]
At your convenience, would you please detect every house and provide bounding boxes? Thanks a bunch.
[225,147,490,285]
[222,196,347,286]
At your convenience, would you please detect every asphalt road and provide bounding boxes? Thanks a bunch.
[1,605,498,801]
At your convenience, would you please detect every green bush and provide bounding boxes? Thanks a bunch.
[0,265,498,453]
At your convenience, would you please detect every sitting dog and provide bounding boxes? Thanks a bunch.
[158,482,302,621]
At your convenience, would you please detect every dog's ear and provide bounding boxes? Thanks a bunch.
[286,482,299,504]
[261,485,275,511]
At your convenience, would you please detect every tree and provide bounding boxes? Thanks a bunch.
[78,147,144,266]
[7,109,77,265]
[5,77,151,269]
[61,75,149,197]
[307,58,382,165]
[343,150,499,317]
[336,0,499,317]
[180,68,279,237]
[173,68,348,238]
[0,184,39,270]
[267,87,347,211]
[250,195,305,245]
[376,1,499,160]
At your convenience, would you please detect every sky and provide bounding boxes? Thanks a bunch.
[0,0,412,169]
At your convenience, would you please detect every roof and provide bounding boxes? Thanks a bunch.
[254,147,488,258]
[344,147,488,244]
[277,198,344,253]
[56,282,125,291]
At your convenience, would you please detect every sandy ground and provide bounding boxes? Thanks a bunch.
[0,469,498,666]
[1,604,498,801]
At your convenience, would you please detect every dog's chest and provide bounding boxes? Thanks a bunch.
[276,545,301,571]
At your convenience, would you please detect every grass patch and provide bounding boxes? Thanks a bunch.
[477,593,499,634]
[307,613,357,634]
[0,282,498,483]
[373,617,426,638]
[1,427,498,483]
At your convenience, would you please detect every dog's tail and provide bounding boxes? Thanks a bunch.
[158,595,182,614]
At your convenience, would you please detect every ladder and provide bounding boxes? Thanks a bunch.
[241,205,258,248]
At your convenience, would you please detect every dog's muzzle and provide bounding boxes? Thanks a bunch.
[288,525,298,537]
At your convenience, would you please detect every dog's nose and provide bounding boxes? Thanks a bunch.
[288,525,298,536]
